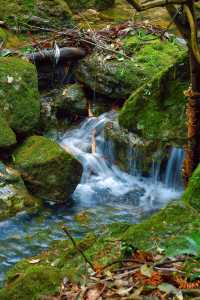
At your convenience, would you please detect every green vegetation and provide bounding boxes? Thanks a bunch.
[119,66,188,142]
[13,135,82,202]
[0,57,40,134]
[66,0,115,12]
[0,112,16,148]
[75,34,187,99]
[0,0,72,27]
[182,164,200,210]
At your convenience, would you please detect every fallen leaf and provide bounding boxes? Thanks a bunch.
[29,258,41,264]
[140,264,153,278]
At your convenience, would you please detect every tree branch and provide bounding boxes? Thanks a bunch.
[166,5,189,39]
[126,0,186,11]
[184,4,200,64]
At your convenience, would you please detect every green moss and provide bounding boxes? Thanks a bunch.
[182,164,200,210]
[0,57,40,134]
[13,135,82,202]
[66,0,115,12]
[121,202,200,255]
[0,266,62,300]
[75,35,187,100]
[0,0,72,27]
[119,60,188,142]
[0,112,16,148]
[3,201,200,298]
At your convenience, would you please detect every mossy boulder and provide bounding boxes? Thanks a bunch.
[182,164,200,211]
[0,112,16,148]
[75,34,187,100]
[66,0,115,12]
[13,135,82,202]
[0,161,41,220]
[0,0,72,28]
[119,63,188,143]
[0,57,40,134]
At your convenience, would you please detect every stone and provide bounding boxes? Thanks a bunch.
[75,34,187,100]
[13,135,83,202]
[0,57,40,134]
[0,0,72,28]
[0,161,41,220]
[55,83,87,118]
[0,112,16,149]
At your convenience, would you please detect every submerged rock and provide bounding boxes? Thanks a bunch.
[13,135,82,202]
[75,34,187,100]
[0,161,41,220]
[0,57,40,135]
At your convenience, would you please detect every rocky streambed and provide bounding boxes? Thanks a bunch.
[1,19,200,299]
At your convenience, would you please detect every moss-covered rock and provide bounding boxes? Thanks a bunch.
[0,0,72,28]
[13,135,82,202]
[0,161,41,220]
[0,265,62,300]
[75,34,187,100]
[0,112,16,148]
[66,0,115,12]
[0,57,40,134]
[182,164,200,211]
[119,63,188,142]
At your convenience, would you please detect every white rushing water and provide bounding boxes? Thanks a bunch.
[60,111,184,216]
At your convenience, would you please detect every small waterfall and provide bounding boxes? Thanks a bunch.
[164,147,184,190]
[60,112,183,215]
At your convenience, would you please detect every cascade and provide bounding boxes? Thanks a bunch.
[0,111,184,285]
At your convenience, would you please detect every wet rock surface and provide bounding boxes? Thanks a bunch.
[0,161,41,221]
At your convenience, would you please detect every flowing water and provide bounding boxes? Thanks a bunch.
[0,111,184,285]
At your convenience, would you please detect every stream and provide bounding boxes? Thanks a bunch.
[0,111,184,285]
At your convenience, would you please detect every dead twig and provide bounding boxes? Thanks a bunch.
[62,226,95,271]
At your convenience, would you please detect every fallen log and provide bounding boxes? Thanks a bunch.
[26,47,86,66]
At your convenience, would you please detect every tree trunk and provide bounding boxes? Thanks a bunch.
[184,1,200,183]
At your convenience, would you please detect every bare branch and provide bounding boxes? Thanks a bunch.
[166,5,189,39]
[184,4,200,64]
[126,0,186,11]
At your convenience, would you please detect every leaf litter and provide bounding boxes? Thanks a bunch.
[42,248,200,300]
